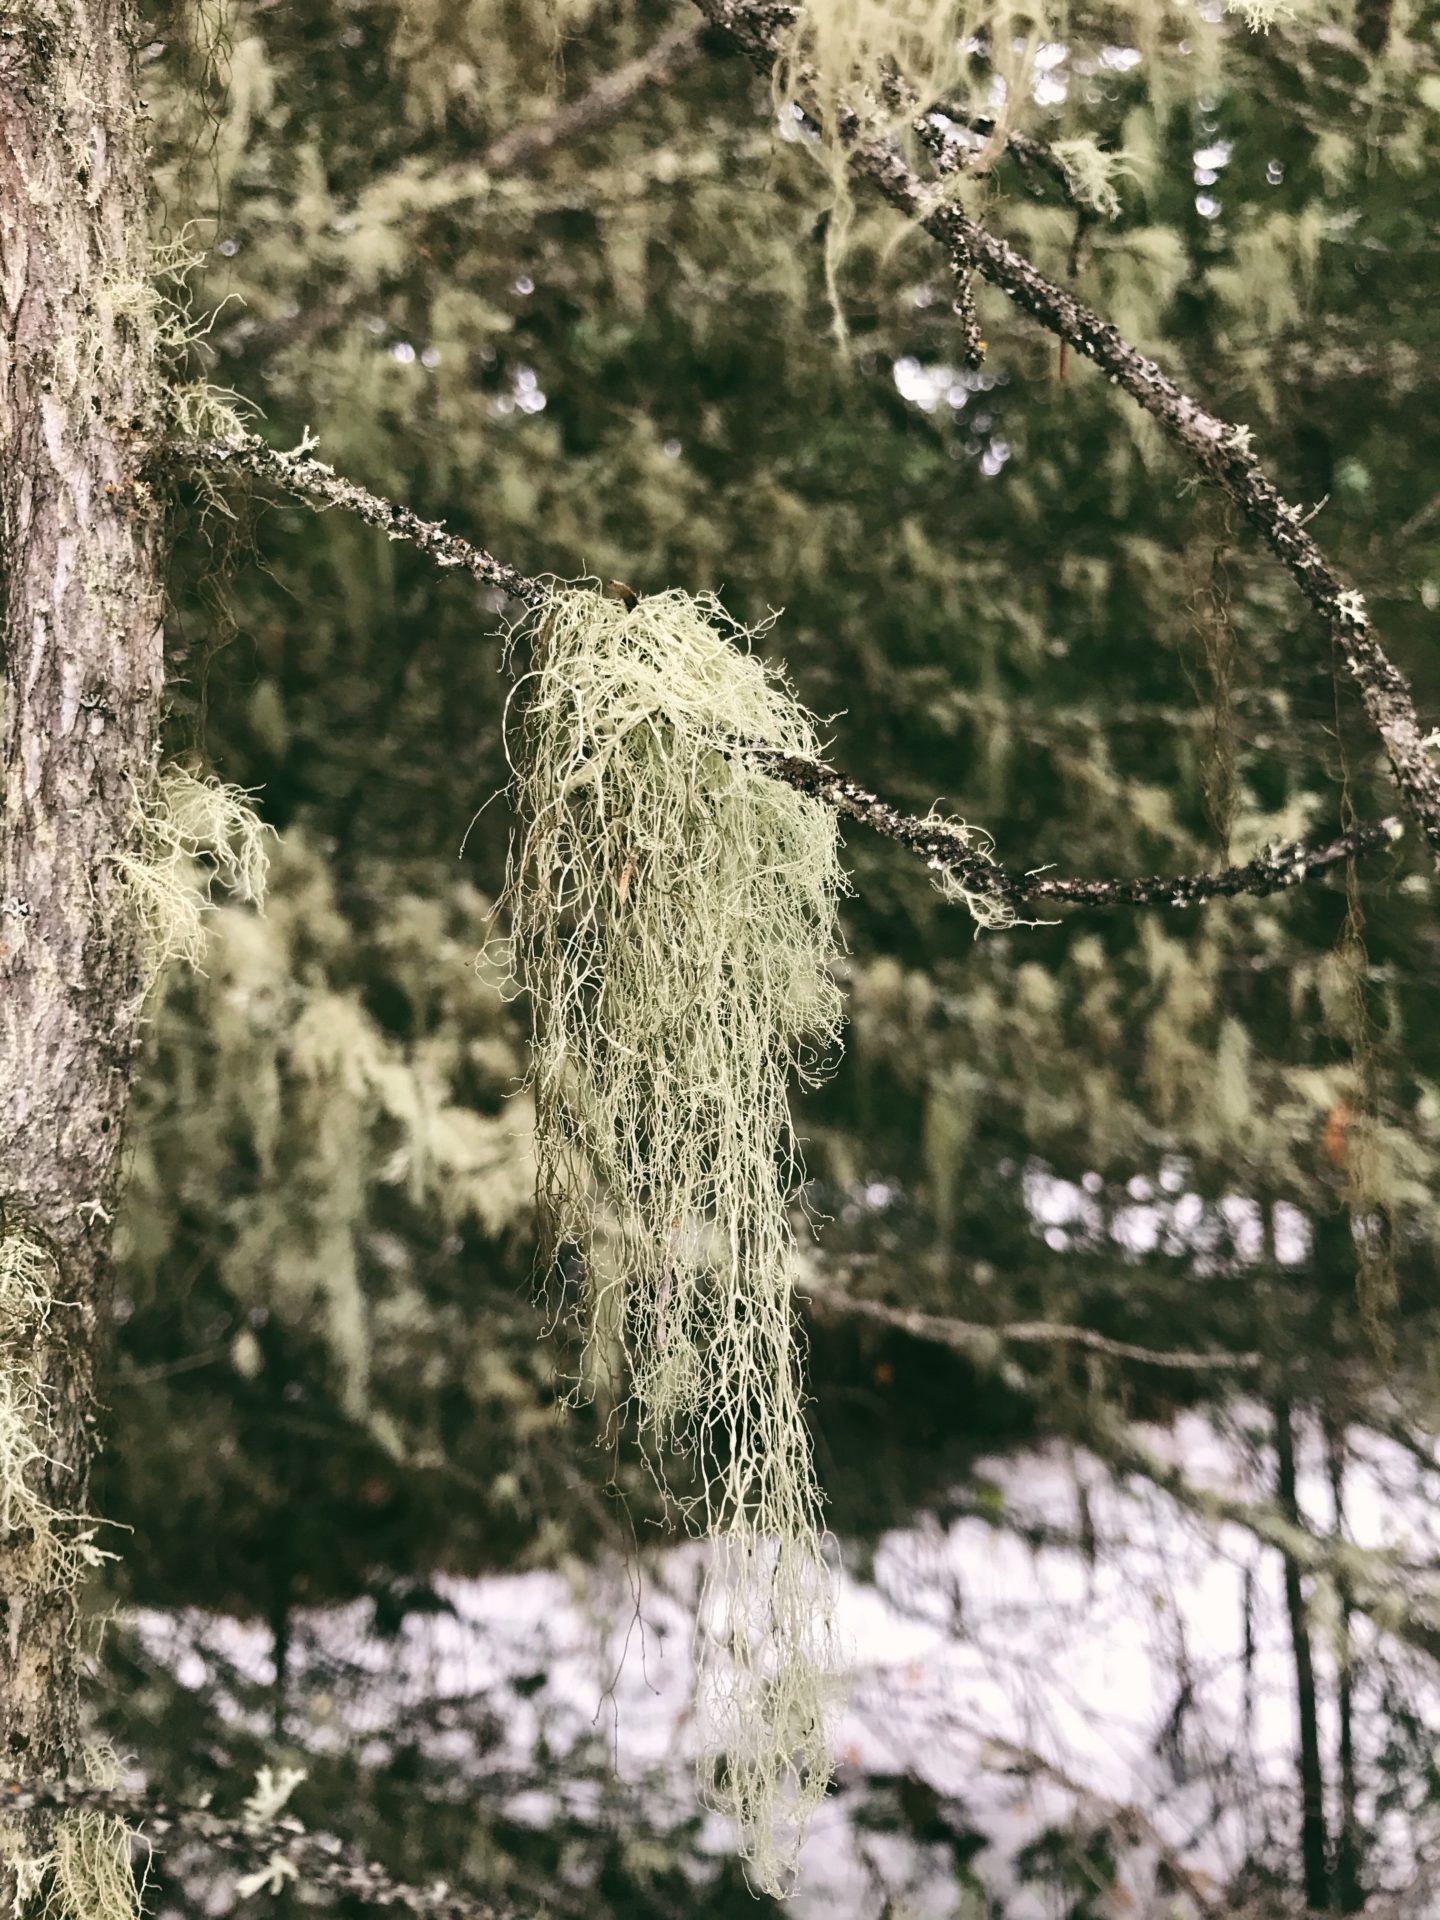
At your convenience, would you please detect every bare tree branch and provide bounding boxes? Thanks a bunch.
[805,1288,1262,1371]
[182,432,1400,914]
[957,1728,1225,1918]
[223,21,710,366]
[818,1289,1440,1669]
[479,21,708,176]
[688,0,1440,869]
[1083,1404,1440,1669]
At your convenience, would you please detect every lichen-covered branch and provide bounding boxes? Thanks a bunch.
[184,435,542,606]
[688,0,1440,869]
[182,434,1399,917]
[1,1781,521,1920]
[923,107,1084,209]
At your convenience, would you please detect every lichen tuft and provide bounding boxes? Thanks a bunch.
[39,1747,145,1920]
[505,585,846,1890]
[113,763,272,990]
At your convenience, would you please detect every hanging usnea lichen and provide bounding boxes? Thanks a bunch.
[505,587,845,1890]
[113,762,271,991]
[772,0,1290,318]
[781,0,1296,120]
[0,1740,148,1920]
[777,0,1040,143]
[0,762,271,1919]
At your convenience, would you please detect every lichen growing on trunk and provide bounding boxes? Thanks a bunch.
[505,586,845,1889]
[0,1231,110,1600]
[0,1739,146,1920]
[42,1745,146,1920]
[0,1231,134,1918]
[1,0,169,1871]
[112,763,271,990]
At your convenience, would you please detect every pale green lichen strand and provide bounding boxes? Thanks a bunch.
[112,764,271,989]
[20,1747,146,1920]
[506,587,845,1891]
[0,1232,104,1597]
[1050,138,1139,219]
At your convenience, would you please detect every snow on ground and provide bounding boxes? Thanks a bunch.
[133,1403,1440,1916]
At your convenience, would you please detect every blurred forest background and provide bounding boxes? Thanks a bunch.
[101,0,1440,1912]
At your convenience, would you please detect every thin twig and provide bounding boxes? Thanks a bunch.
[187,434,543,607]
[181,432,1402,914]
[815,1294,1440,1671]
[1083,1401,1440,1668]
[918,105,1082,209]
[965,1728,1225,1918]
[753,749,1402,907]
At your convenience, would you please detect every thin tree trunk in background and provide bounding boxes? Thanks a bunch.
[1275,1400,1332,1915]
[1324,1415,1365,1913]
[0,0,162,1883]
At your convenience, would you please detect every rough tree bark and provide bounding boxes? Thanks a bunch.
[0,0,163,1882]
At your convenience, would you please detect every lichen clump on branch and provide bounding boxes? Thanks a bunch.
[506,586,845,1889]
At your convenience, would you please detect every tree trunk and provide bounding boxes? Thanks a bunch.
[1324,1415,1365,1913]
[1275,1400,1332,1914]
[0,0,162,1882]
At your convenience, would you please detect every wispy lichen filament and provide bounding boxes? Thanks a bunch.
[505,586,845,1890]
